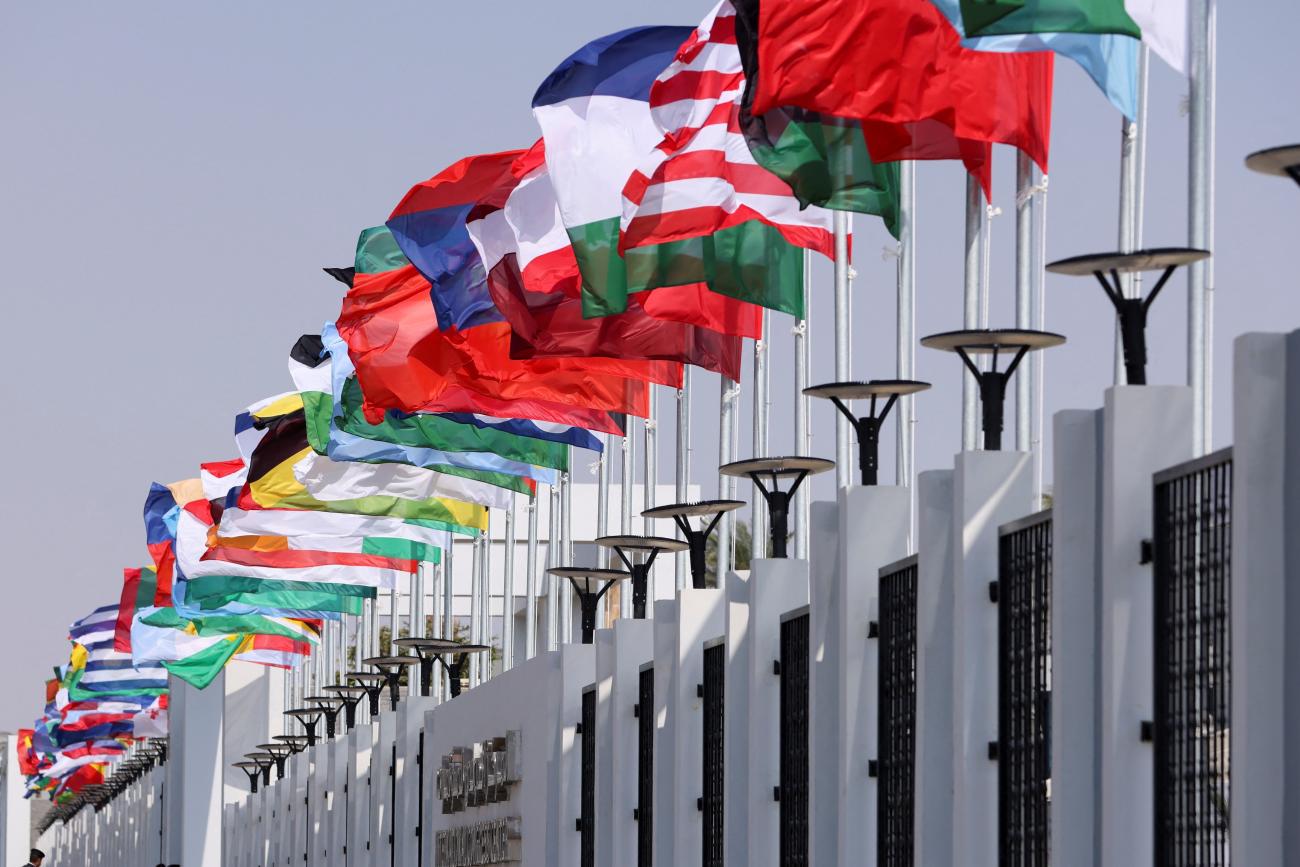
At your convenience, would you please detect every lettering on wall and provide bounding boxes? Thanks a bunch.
[434,817,522,866]
[435,730,522,814]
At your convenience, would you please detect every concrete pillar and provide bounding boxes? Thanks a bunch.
[914,470,955,867]
[164,671,225,866]
[813,487,910,867]
[1230,332,1293,865]
[723,568,751,867]
[0,735,30,866]
[369,709,398,867]
[1049,408,1104,867]
[1098,386,1193,863]
[595,619,654,865]
[347,722,376,867]
[394,696,436,866]
[745,558,809,867]
[555,643,596,867]
[952,451,1033,867]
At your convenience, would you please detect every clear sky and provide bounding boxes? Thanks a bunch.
[1,0,1296,731]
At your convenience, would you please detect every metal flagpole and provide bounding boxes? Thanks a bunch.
[547,484,560,651]
[962,177,984,450]
[469,531,483,684]
[620,418,636,617]
[407,565,422,695]
[717,376,738,579]
[1117,49,1151,383]
[1016,153,1033,453]
[502,499,516,672]
[442,535,454,648]
[595,439,610,625]
[793,253,811,560]
[1190,0,1216,453]
[524,496,539,660]
[388,585,399,660]
[674,368,692,588]
[561,469,574,641]
[832,209,853,487]
[897,161,917,544]
[1030,167,1049,505]
[644,390,658,605]
[752,310,771,554]
[479,528,492,681]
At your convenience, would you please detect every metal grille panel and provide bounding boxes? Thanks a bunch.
[998,511,1053,866]
[703,644,725,867]
[580,689,596,867]
[878,555,918,867]
[1153,448,1232,866]
[780,612,810,867]
[637,667,654,867]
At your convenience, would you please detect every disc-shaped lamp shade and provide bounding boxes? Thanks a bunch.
[594,536,689,618]
[1245,145,1300,183]
[719,457,836,558]
[548,567,629,643]
[641,500,745,589]
[803,381,931,485]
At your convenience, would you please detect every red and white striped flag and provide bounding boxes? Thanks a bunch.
[620,0,839,258]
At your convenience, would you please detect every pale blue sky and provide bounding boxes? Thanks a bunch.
[1,0,1296,730]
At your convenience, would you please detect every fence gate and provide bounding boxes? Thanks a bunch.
[877,555,918,867]
[636,665,654,867]
[997,510,1054,866]
[779,608,811,867]
[1152,447,1232,866]
[702,640,726,867]
[580,687,596,867]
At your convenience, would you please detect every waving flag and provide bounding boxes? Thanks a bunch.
[294,329,563,485]
[336,228,661,432]
[131,695,168,738]
[533,26,807,322]
[465,143,747,379]
[747,0,1053,195]
[115,567,159,652]
[959,0,1187,73]
[619,1,842,312]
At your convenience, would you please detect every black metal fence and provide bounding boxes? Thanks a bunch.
[779,609,810,867]
[877,554,918,867]
[637,665,654,867]
[580,687,596,867]
[997,510,1054,866]
[702,640,726,867]
[1152,447,1232,866]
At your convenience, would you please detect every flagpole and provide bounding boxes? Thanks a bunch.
[752,311,771,553]
[1190,0,1217,454]
[595,436,611,626]
[561,469,574,641]
[620,418,636,618]
[674,368,692,588]
[717,376,737,579]
[389,585,399,660]
[1031,166,1049,506]
[897,161,917,545]
[547,484,560,651]
[1117,49,1151,383]
[644,386,659,596]
[1016,153,1033,455]
[479,527,492,680]
[469,531,483,684]
[962,176,984,450]
[524,496,539,660]
[833,209,853,487]
[502,499,516,672]
[793,253,811,560]
[408,565,422,696]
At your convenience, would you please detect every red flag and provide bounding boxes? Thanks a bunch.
[748,0,1052,196]
[338,264,659,432]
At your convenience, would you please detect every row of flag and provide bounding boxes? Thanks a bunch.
[22,0,1193,803]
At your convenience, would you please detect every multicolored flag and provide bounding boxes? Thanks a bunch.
[746,0,1054,195]
[958,0,1187,73]
[619,1,845,309]
[335,228,661,432]
[533,25,810,321]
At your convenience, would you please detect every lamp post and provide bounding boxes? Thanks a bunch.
[803,381,931,485]
[641,500,745,589]
[244,752,274,786]
[362,655,421,712]
[594,536,689,618]
[255,744,291,779]
[303,696,345,739]
[233,761,262,793]
[321,685,367,731]
[284,707,324,748]
[719,457,836,558]
[1045,249,1210,384]
[546,568,629,644]
[920,330,1066,450]
[392,637,490,699]
[344,671,386,717]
